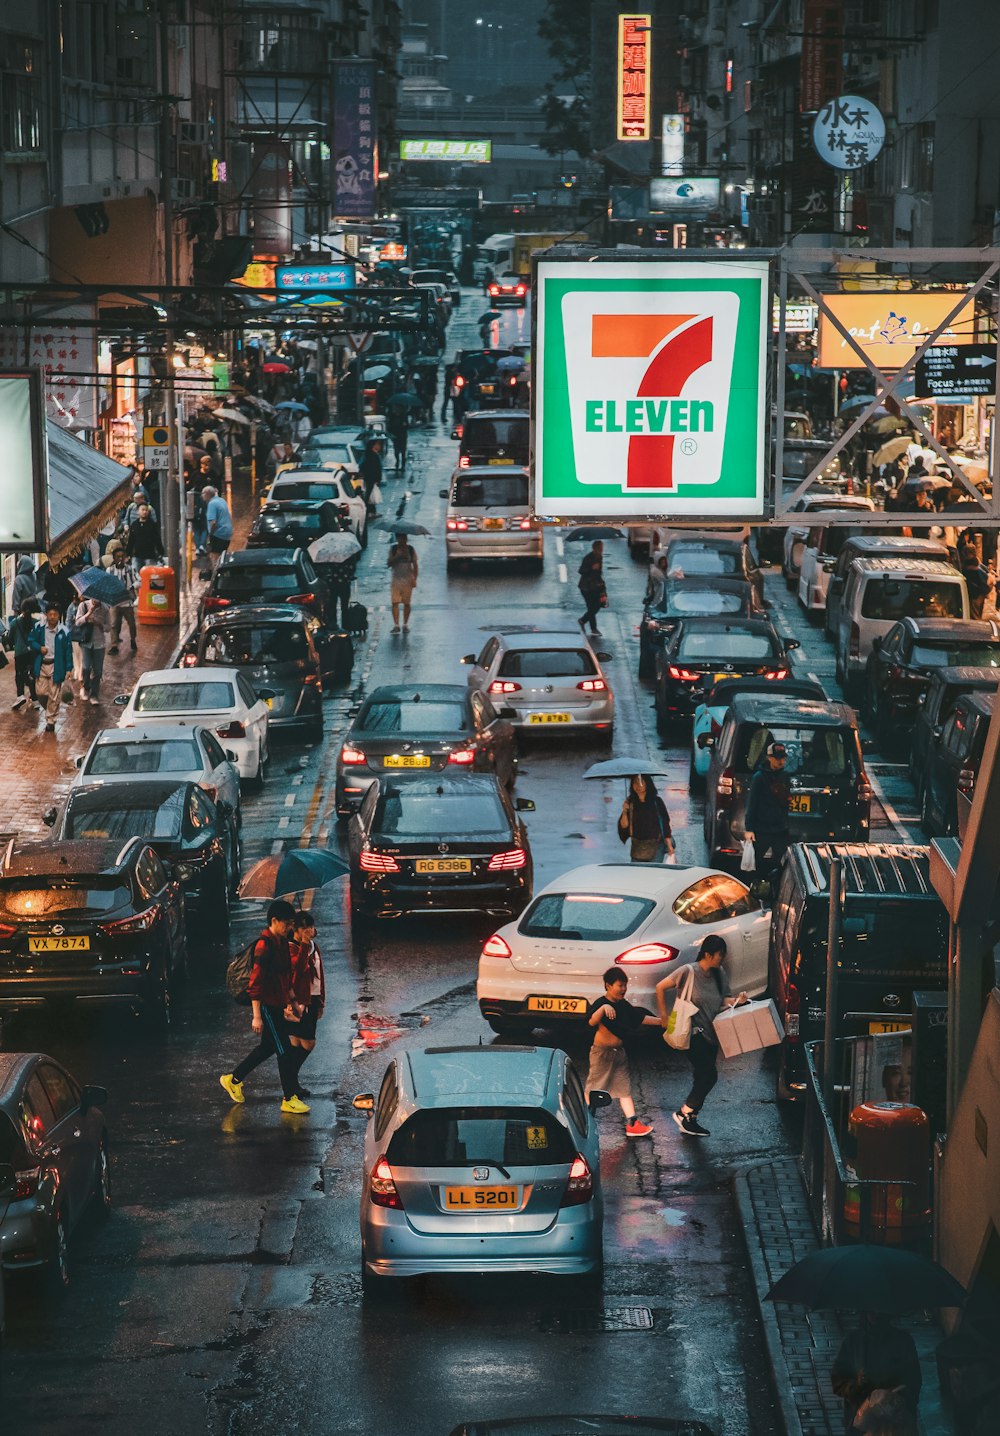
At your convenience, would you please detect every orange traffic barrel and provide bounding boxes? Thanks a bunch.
[137,565,178,626]
[843,1101,930,1245]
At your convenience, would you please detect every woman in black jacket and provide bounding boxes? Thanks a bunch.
[618,774,675,863]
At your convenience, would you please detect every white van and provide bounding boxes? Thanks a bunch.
[834,556,969,700]
[445,465,542,570]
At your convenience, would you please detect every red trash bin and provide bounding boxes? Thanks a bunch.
[137,565,178,626]
[843,1101,930,1245]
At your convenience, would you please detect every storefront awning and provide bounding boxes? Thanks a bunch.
[46,422,135,569]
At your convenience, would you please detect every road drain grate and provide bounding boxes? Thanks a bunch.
[539,1305,654,1334]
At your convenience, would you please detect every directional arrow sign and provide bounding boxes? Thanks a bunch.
[916,344,998,398]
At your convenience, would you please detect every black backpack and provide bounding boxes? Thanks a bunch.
[225,939,258,1005]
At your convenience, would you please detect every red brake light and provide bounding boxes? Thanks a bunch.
[448,748,476,765]
[560,1153,594,1208]
[455,374,465,388]
[785,981,801,1040]
[482,933,512,958]
[488,848,527,871]
[857,774,872,805]
[202,596,230,612]
[359,850,400,873]
[341,745,366,765]
[488,680,521,694]
[518,518,532,530]
[488,285,499,295]
[762,668,789,680]
[717,767,734,799]
[217,721,246,739]
[577,678,607,692]
[100,905,161,936]
[615,942,679,966]
[516,285,526,295]
[286,592,316,607]
[668,666,700,681]
[0,923,16,940]
[447,518,469,531]
[181,653,198,668]
[369,1155,403,1208]
[14,1166,41,1200]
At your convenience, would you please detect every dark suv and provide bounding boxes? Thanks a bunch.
[909,665,1000,794]
[638,576,761,680]
[456,410,529,469]
[920,690,994,838]
[185,605,324,741]
[201,548,327,624]
[654,617,797,725]
[863,617,1000,751]
[0,839,186,1026]
[704,695,870,865]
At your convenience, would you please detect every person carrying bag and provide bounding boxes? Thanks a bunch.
[656,934,748,1139]
[618,774,676,863]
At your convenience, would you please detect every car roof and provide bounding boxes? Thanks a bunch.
[91,722,212,745]
[848,557,961,577]
[797,495,875,510]
[463,409,530,421]
[727,695,857,726]
[789,842,936,898]
[134,667,243,685]
[1,838,141,877]
[494,629,597,650]
[0,1052,34,1097]
[958,690,996,718]
[673,616,778,634]
[69,779,192,808]
[404,1045,557,1107]
[666,535,744,552]
[201,605,310,628]
[535,861,728,899]
[898,617,999,639]
[364,684,469,704]
[707,676,826,702]
[926,666,1000,688]
[842,535,948,554]
[664,574,752,592]
[219,548,303,567]
[451,465,529,480]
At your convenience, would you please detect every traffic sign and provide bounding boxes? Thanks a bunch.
[915,345,998,399]
[142,424,171,470]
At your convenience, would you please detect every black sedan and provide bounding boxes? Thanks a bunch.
[248,497,352,550]
[0,839,186,1026]
[200,547,327,624]
[335,683,517,816]
[863,616,1000,751]
[0,1052,109,1290]
[638,576,763,679]
[664,534,764,608]
[654,617,798,727]
[348,774,534,922]
[51,780,238,937]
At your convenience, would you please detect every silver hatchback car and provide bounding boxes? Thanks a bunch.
[354,1045,606,1291]
[461,629,615,736]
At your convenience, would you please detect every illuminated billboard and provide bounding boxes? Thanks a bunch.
[816,293,978,368]
[649,177,721,214]
[0,370,49,551]
[617,15,651,142]
[400,140,492,163]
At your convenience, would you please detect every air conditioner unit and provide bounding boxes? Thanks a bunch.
[171,178,196,201]
[179,122,211,147]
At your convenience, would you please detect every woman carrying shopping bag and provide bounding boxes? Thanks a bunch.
[618,774,676,863]
[655,934,748,1138]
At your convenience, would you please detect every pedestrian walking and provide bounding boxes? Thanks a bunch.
[9,556,38,618]
[959,542,993,620]
[831,1314,922,1436]
[9,603,38,709]
[617,774,676,862]
[219,900,310,1115]
[202,485,233,572]
[360,438,384,504]
[744,739,791,895]
[387,533,418,632]
[73,597,108,705]
[126,503,164,567]
[584,967,661,1138]
[321,552,357,630]
[124,484,156,530]
[645,553,668,607]
[29,602,73,732]
[577,540,606,637]
[103,542,138,654]
[386,406,409,469]
[656,934,748,1139]
[285,911,325,1098]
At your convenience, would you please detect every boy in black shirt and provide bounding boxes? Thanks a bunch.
[585,967,662,1138]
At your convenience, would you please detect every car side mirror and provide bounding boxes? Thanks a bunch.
[596,651,613,662]
[697,733,715,750]
[460,653,476,665]
[450,428,461,440]
[783,638,800,651]
[41,807,57,827]
[347,704,361,718]
[499,706,517,720]
[74,755,84,769]
[225,749,238,762]
[352,1093,374,1115]
[257,689,276,702]
[439,488,449,499]
[0,1161,15,1200]
[588,1089,612,1113]
[113,694,128,706]
[80,1084,108,1114]
[515,797,535,812]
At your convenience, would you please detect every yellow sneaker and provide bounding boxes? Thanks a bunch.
[220,1073,245,1105]
[280,1095,310,1115]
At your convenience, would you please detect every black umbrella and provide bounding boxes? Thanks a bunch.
[766,1245,966,1315]
[373,518,431,536]
[563,525,625,542]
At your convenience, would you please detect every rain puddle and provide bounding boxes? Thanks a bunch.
[351,1010,429,1056]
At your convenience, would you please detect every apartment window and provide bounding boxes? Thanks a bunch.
[1,37,44,153]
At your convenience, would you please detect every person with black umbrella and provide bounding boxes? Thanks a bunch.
[831,1314,921,1435]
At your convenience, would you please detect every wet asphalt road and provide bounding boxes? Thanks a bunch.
[1,296,919,1436]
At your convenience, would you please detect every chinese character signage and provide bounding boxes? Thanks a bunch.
[534,259,769,519]
[335,61,377,220]
[915,345,997,399]
[400,140,491,163]
[817,293,977,369]
[617,15,651,142]
[275,263,356,292]
[789,114,834,233]
[0,370,49,552]
[813,94,885,170]
[649,177,721,214]
[0,307,98,430]
[800,1,843,113]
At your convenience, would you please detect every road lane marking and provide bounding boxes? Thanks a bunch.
[556,536,564,556]
[867,767,922,844]
[271,839,284,854]
[558,563,567,583]
[278,816,290,830]
[284,793,296,807]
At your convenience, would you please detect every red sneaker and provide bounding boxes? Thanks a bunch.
[625,1116,653,1138]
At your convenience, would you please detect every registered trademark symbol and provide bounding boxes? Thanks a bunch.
[679,438,698,456]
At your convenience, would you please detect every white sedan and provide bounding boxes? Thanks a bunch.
[265,468,368,543]
[115,668,270,786]
[477,862,770,1035]
[70,722,242,819]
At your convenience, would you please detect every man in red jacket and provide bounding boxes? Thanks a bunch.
[220,900,310,1114]
[285,910,326,1098]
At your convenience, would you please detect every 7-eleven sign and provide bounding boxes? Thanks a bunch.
[534,259,770,519]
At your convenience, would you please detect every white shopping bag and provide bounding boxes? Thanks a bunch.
[740,839,756,873]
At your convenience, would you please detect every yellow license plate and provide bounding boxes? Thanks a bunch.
[444,1185,518,1210]
[479,384,495,395]
[415,858,472,874]
[869,1020,913,1035]
[483,518,504,530]
[488,457,515,465]
[789,795,812,813]
[383,754,430,768]
[28,935,90,953]
[529,713,571,724]
[527,995,588,1014]
[263,696,274,709]
[714,672,741,682]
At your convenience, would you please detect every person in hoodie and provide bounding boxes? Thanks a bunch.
[29,602,73,731]
[10,601,39,709]
[9,557,37,619]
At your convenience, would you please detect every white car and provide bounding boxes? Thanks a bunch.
[265,468,368,543]
[70,722,242,817]
[115,668,270,786]
[477,862,771,1035]
[461,629,614,736]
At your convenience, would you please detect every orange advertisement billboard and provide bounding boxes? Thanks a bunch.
[817,292,977,369]
[617,15,651,142]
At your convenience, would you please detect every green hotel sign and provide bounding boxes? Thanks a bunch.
[400,139,492,163]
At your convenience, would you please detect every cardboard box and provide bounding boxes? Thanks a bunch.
[714,999,784,1058]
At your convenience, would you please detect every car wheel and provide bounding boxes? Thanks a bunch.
[360,519,368,550]
[446,558,458,574]
[530,556,544,573]
[93,1140,112,1217]
[47,1209,71,1292]
[596,726,614,748]
[920,783,936,836]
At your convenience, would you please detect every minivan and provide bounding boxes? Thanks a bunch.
[703,695,870,864]
[445,466,542,570]
[456,410,529,469]
[769,843,949,1097]
[824,535,950,639]
[834,557,969,702]
[798,519,893,620]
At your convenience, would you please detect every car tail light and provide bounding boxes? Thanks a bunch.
[303,673,322,689]
[202,596,230,612]
[488,680,521,694]
[857,774,872,807]
[286,592,316,607]
[516,285,526,296]
[668,666,700,681]
[180,653,198,668]
[488,284,499,296]
[369,1155,403,1209]
[459,455,470,468]
[615,942,679,966]
[762,668,789,680]
[785,981,801,1041]
[482,933,512,958]
[0,922,16,939]
[958,766,976,795]
[341,745,366,765]
[359,850,400,873]
[455,374,465,388]
[447,518,469,531]
[488,848,527,871]
[14,1167,41,1200]
[518,518,532,530]
[888,664,903,682]
[717,767,734,799]
[448,748,476,765]
[217,721,246,739]
[849,622,861,660]
[577,678,607,692]
[560,1153,594,1208]
[100,905,161,936]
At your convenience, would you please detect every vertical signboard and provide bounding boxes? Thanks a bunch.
[0,370,49,551]
[788,114,835,233]
[334,61,377,220]
[617,15,651,142]
[661,114,684,174]
[252,141,293,254]
[534,258,770,519]
[800,0,844,112]
[0,307,98,430]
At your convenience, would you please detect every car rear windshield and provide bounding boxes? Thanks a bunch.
[676,631,777,661]
[271,482,342,502]
[662,587,747,618]
[215,568,299,596]
[361,700,467,734]
[454,474,528,507]
[805,899,948,976]
[737,723,855,777]
[65,789,187,842]
[462,418,528,450]
[86,738,201,776]
[520,892,655,941]
[498,648,598,678]
[377,788,508,838]
[910,642,1000,668]
[0,880,131,917]
[202,624,308,665]
[135,681,235,713]
[861,579,963,620]
[299,442,356,465]
[667,547,740,577]
[386,1108,575,1168]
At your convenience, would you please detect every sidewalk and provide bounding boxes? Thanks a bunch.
[735,1157,953,1436]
